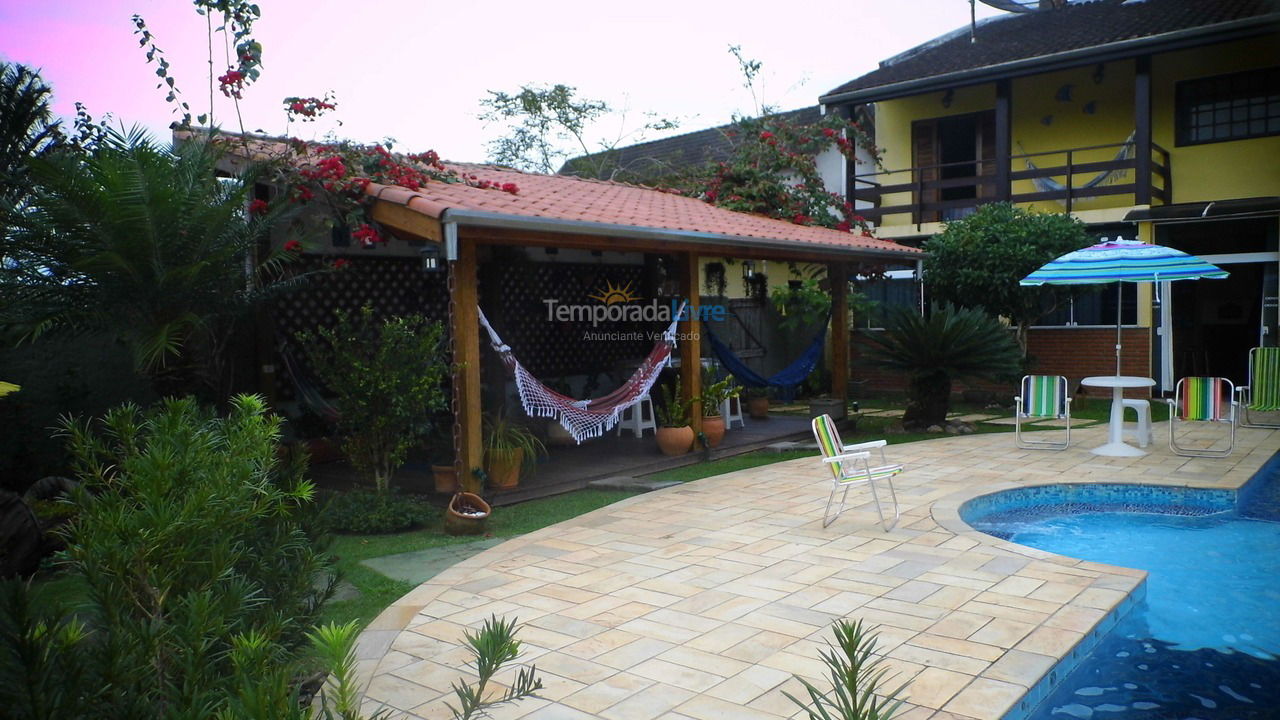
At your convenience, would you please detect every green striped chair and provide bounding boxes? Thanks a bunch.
[1238,347,1280,428]
[810,414,902,530]
[1168,376,1236,457]
[1015,375,1072,450]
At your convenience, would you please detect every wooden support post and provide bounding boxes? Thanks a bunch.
[679,252,702,432]
[1134,55,1153,206]
[995,79,1012,202]
[830,263,849,405]
[450,239,484,493]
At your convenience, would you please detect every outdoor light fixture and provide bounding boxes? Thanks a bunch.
[420,243,443,273]
[742,260,755,281]
[941,89,954,108]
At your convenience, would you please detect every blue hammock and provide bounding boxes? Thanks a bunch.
[704,321,827,394]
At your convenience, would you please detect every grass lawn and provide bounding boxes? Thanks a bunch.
[321,488,637,626]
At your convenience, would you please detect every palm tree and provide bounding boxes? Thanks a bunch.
[0,62,63,211]
[1,126,300,397]
[866,303,1021,430]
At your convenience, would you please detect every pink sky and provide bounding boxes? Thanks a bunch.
[0,1,1004,162]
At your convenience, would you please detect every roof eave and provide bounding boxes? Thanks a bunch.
[436,207,921,261]
[820,14,1280,105]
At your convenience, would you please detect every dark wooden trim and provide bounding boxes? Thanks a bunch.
[1135,55,1153,206]
[995,79,1012,201]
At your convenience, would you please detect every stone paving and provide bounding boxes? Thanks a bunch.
[355,420,1277,720]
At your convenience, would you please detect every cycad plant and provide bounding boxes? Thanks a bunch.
[866,303,1021,429]
[1,126,301,397]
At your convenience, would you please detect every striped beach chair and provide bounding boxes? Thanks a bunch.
[1015,375,1072,450]
[811,414,902,531]
[1168,376,1236,457]
[1237,347,1280,428]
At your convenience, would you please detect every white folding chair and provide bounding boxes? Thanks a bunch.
[810,414,902,531]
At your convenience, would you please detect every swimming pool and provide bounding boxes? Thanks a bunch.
[961,463,1280,720]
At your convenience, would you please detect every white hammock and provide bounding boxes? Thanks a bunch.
[478,306,682,443]
[1022,130,1136,200]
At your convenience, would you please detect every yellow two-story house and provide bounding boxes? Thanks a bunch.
[823,0,1279,392]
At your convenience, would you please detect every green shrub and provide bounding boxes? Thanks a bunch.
[298,306,449,494]
[321,490,430,534]
[0,395,344,719]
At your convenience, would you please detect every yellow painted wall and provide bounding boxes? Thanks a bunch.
[1152,34,1280,203]
[872,85,995,225]
[870,33,1280,227]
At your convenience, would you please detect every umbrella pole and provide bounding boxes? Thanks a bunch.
[1115,283,1122,376]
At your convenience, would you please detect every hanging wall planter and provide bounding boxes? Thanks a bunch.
[444,492,490,535]
[704,262,727,298]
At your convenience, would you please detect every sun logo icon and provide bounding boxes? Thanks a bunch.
[588,280,642,305]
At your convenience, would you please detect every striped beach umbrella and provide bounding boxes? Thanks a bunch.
[1020,238,1228,375]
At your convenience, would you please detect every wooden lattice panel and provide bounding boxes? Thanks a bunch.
[489,262,653,379]
[273,256,449,400]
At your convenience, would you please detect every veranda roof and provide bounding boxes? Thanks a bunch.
[366,163,921,261]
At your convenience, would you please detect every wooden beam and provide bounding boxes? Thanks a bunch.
[450,239,484,493]
[461,226,916,266]
[829,263,849,404]
[371,201,444,243]
[1134,55,1153,206]
[679,252,702,433]
[994,79,1012,202]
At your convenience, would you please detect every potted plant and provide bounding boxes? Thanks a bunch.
[426,428,458,494]
[655,380,694,456]
[745,387,770,418]
[445,483,491,536]
[704,261,727,298]
[699,369,739,448]
[747,272,769,303]
[484,412,546,491]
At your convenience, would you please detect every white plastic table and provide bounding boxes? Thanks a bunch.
[1081,375,1157,457]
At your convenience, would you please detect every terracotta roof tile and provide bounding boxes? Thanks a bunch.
[369,163,920,257]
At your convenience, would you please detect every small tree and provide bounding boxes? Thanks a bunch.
[867,303,1021,430]
[298,307,448,494]
[923,203,1090,356]
[785,619,906,720]
[480,83,677,177]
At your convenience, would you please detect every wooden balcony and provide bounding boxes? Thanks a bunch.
[852,140,1172,226]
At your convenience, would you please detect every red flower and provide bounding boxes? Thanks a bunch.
[835,221,851,232]
[759,131,774,140]
[352,223,382,246]
[501,182,519,194]
[296,186,314,202]
[283,239,303,252]
[332,258,351,270]
[822,128,836,138]
[791,214,812,225]
[217,69,246,99]
[248,199,269,215]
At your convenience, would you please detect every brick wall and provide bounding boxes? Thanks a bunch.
[849,326,1154,400]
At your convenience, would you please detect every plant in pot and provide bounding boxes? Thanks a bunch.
[699,369,739,449]
[703,261,727,298]
[484,411,546,491]
[655,379,694,456]
[426,425,458,494]
[744,387,770,418]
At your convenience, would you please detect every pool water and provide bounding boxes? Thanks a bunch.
[968,502,1280,718]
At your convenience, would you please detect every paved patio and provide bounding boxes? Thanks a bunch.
[354,419,1278,720]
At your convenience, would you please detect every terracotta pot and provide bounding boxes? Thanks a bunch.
[656,426,694,456]
[444,492,490,536]
[545,421,577,446]
[701,415,726,448]
[305,437,343,464]
[746,395,769,419]
[431,464,459,494]
[485,448,524,490]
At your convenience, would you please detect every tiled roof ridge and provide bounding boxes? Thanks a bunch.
[450,161,681,193]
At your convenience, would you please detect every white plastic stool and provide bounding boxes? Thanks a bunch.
[720,395,745,429]
[617,393,657,438]
[1121,398,1152,448]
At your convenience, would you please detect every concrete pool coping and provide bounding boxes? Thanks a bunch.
[353,421,1278,720]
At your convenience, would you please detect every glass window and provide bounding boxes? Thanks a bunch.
[859,274,919,329]
[1036,284,1138,327]
[1176,67,1280,146]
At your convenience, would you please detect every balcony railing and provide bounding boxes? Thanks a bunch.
[852,141,1171,225]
